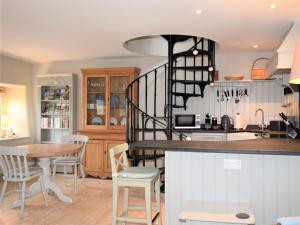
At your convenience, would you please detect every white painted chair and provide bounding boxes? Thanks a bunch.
[52,134,89,192]
[109,143,162,225]
[277,216,300,225]
[0,146,48,218]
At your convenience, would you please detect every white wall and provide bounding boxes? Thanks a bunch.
[32,51,299,140]
[0,54,35,146]
[32,56,167,133]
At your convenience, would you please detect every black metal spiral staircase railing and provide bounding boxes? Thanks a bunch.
[126,35,216,147]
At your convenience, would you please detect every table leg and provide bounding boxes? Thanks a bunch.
[11,157,72,208]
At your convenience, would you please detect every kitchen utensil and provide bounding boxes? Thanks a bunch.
[120,117,126,126]
[235,89,239,104]
[279,112,298,138]
[96,100,105,115]
[211,125,221,130]
[234,113,247,130]
[224,90,228,101]
[244,88,248,97]
[221,115,233,131]
[91,116,103,125]
[110,117,118,125]
[217,90,220,102]
[221,90,224,101]
[110,95,120,108]
[95,95,105,105]
[224,75,244,80]
[227,90,230,101]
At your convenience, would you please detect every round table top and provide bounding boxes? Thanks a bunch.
[19,143,83,158]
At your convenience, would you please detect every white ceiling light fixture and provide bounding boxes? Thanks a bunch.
[193,49,199,55]
[253,44,258,48]
[270,3,277,9]
[196,9,202,14]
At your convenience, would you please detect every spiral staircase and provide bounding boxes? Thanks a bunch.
[125,35,216,168]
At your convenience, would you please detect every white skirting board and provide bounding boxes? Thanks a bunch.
[165,151,300,225]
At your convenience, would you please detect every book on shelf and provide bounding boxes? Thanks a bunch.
[43,85,70,101]
[43,102,69,115]
[41,117,69,129]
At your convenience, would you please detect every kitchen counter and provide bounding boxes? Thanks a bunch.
[152,138,300,225]
[130,138,300,155]
[174,128,286,135]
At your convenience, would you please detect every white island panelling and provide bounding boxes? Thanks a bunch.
[165,151,300,225]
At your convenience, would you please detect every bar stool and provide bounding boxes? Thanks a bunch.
[109,143,162,225]
[277,216,300,225]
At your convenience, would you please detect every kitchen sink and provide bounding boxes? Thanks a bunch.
[227,131,270,141]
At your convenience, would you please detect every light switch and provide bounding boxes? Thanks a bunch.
[224,159,242,170]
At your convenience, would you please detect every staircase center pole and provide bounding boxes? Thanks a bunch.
[167,37,174,140]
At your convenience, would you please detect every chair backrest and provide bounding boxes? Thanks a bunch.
[0,146,29,180]
[109,143,129,176]
[61,134,89,163]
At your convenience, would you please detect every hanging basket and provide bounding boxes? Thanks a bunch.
[251,57,270,80]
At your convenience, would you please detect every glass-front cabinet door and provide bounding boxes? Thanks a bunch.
[109,75,129,129]
[86,76,106,128]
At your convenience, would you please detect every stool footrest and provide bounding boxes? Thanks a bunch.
[116,216,147,224]
[127,205,160,211]
[116,212,160,224]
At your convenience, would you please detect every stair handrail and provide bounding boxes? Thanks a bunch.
[125,36,214,143]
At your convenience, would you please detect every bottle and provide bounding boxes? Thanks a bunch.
[212,117,217,126]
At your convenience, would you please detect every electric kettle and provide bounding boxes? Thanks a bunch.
[221,115,233,131]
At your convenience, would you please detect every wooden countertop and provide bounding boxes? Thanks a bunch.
[19,143,83,158]
[130,138,300,155]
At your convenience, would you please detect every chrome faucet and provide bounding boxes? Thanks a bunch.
[255,108,266,131]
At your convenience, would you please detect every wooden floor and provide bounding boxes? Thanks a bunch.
[0,176,165,225]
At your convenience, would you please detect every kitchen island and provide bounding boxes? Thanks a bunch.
[130,138,300,225]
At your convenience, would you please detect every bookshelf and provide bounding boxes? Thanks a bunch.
[37,74,76,143]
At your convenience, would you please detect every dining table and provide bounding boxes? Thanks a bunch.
[11,143,83,208]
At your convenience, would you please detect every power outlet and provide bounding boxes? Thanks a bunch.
[224,159,242,170]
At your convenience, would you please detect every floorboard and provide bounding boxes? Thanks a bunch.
[0,176,165,225]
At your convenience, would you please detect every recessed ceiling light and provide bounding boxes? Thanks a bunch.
[253,44,258,48]
[270,4,276,9]
[196,9,202,14]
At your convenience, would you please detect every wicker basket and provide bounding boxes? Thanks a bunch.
[251,57,270,80]
[224,76,244,80]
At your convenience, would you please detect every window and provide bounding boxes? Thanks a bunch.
[0,87,5,130]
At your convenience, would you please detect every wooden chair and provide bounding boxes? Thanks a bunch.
[0,146,48,218]
[52,134,89,192]
[109,143,162,225]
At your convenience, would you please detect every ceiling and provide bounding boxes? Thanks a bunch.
[1,0,300,63]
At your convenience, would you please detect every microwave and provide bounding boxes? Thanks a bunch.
[174,114,201,129]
